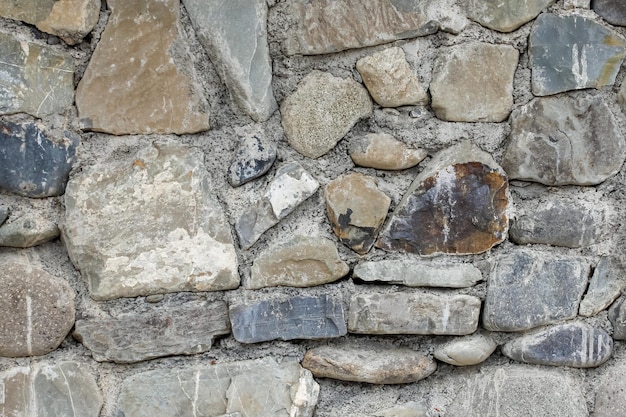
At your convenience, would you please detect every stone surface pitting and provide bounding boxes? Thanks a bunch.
[593,0,626,26]
[0,210,59,248]
[466,0,555,32]
[63,141,240,300]
[529,13,626,96]
[349,133,427,171]
[227,134,277,187]
[609,295,626,340]
[594,363,626,417]
[579,256,626,317]
[230,295,347,343]
[434,333,497,366]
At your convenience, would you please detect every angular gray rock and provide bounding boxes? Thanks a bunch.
[230,295,347,343]
[502,322,613,368]
[433,333,497,366]
[348,292,481,335]
[0,210,59,248]
[593,0,626,26]
[466,0,555,32]
[609,295,626,340]
[74,301,230,363]
[0,206,7,226]
[227,133,277,187]
[529,13,626,96]
[63,141,239,300]
[580,257,626,317]
[117,357,319,417]
[594,363,626,417]
[502,95,626,185]
[349,133,427,170]
[483,250,589,332]
[182,0,277,122]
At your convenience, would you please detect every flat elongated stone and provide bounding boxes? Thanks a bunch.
[249,236,349,289]
[349,133,427,170]
[302,343,436,384]
[227,134,276,187]
[434,333,497,366]
[594,364,626,417]
[348,292,481,335]
[483,250,588,332]
[63,142,239,300]
[229,296,346,343]
[0,32,73,117]
[502,95,626,185]
[75,0,209,135]
[580,257,626,317]
[281,71,372,159]
[182,0,277,122]
[0,211,59,248]
[502,323,613,368]
[377,141,509,256]
[530,13,626,96]
[117,357,319,417]
[466,0,555,32]
[609,295,626,340]
[74,301,230,363]
[354,260,482,288]
[593,0,626,26]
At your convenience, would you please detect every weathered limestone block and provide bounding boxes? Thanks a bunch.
[348,292,481,335]
[430,42,518,122]
[377,141,509,256]
[74,301,230,363]
[0,33,73,117]
[593,0,626,25]
[580,257,626,317]
[227,133,276,187]
[466,0,555,32]
[594,363,626,417]
[117,357,319,417]
[281,71,372,158]
[502,323,613,368]
[434,333,497,366]
[502,95,626,185]
[0,260,75,357]
[530,13,626,96]
[63,141,239,300]
[230,296,347,343]
[75,0,209,135]
[182,0,277,122]
[0,210,59,248]
[483,250,588,332]
[609,295,626,340]
[302,343,436,384]
[349,133,427,170]
[249,236,349,289]
[325,173,391,254]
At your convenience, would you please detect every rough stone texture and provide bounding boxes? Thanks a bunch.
[377,141,509,256]
[75,0,209,135]
[302,343,436,384]
[0,121,78,198]
[446,367,588,417]
[74,301,230,363]
[0,206,7,226]
[182,0,277,122]
[433,333,497,366]
[349,133,427,170]
[117,357,319,417]
[0,260,75,357]
[353,260,482,288]
[281,71,373,158]
[483,250,589,332]
[230,296,347,343]
[579,256,626,317]
[374,402,427,417]
[63,141,239,300]
[0,32,73,117]
[236,162,319,249]
[325,173,391,254]
[0,210,59,248]
[348,292,481,335]
[593,0,626,26]
[565,0,590,7]
[249,236,349,289]
[502,323,613,368]
[466,0,555,32]
[502,95,626,185]
[609,295,626,340]
[594,363,626,417]
[529,13,626,96]
[0,362,102,417]
[430,42,518,122]
[227,133,277,187]
[356,47,428,107]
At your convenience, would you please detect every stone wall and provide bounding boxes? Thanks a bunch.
[1,0,626,416]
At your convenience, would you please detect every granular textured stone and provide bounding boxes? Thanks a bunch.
[594,363,626,417]
[466,0,555,32]
[349,133,427,170]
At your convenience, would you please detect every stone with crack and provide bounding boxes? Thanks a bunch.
[580,257,626,317]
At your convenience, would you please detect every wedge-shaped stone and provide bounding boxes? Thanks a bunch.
[609,295,626,340]
[227,133,276,187]
[302,343,436,384]
[354,260,482,288]
[63,141,239,300]
[349,133,427,170]
[466,0,555,32]
[249,236,349,289]
[502,323,613,368]
[76,0,209,135]
[434,333,497,366]
[593,0,626,26]
[348,291,481,335]
[74,301,230,363]
[117,357,319,417]
[580,257,626,317]
[229,295,346,343]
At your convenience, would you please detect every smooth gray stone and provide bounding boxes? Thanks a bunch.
[229,295,347,343]
[74,301,230,363]
[502,322,613,368]
[0,121,79,197]
[0,210,59,248]
[0,206,8,227]
[594,363,626,417]
[227,134,276,187]
[593,0,626,26]
[529,13,626,96]
[483,249,589,332]
[580,257,626,317]
[609,295,626,340]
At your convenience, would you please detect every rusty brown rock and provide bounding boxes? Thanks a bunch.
[349,133,427,170]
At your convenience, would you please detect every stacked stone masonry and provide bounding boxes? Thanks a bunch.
[3,0,626,416]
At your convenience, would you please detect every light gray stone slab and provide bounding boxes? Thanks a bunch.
[466,0,555,32]
[580,256,626,317]
[349,133,427,171]
[609,295,626,340]
[594,363,626,417]
[0,210,59,248]
[434,333,497,366]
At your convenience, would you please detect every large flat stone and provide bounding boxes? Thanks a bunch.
[580,256,626,317]
[349,133,427,170]
[593,0,626,26]
[75,0,209,135]
[609,295,626,340]
[466,0,555,32]
[594,363,626,417]
[63,141,239,300]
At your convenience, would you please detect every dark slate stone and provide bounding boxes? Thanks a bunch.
[227,134,276,187]
[0,206,7,226]
[609,295,626,340]
[229,295,347,343]
[593,0,626,26]
[529,13,626,96]
[0,121,79,197]
[502,322,613,368]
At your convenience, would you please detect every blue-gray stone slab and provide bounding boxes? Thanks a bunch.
[593,0,626,26]
[227,134,276,187]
